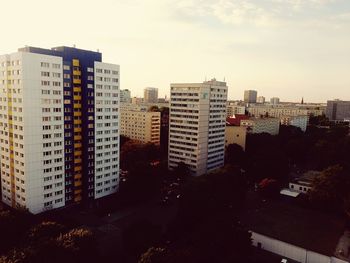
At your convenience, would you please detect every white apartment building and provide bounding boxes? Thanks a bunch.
[120,105,161,145]
[168,79,227,176]
[120,89,131,103]
[0,47,120,214]
[247,104,324,118]
[0,52,65,213]
[241,117,280,135]
[226,104,246,117]
[280,115,308,132]
[94,62,120,200]
[257,96,265,104]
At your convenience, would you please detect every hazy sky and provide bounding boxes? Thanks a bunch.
[2,0,350,102]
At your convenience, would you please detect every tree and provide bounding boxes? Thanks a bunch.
[138,247,170,263]
[123,220,162,260]
[225,143,246,167]
[309,165,350,212]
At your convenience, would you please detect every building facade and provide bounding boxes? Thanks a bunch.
[241,117,280,135]
[168,79,227,176]
[244,90,257,103]
[0,46,120,214]
[280,115,308,132]
[225,126,247,150]
[120,105,161,145]
[257,96,265,104]
[326,100,350,121]
[226,103,245,117]
[120,89,131,103]
[144,87,158,103]
[247,105,320,118]
[270,97,280,105]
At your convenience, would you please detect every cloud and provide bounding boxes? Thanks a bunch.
[169,0,343,28]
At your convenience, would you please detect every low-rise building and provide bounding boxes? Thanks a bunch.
[225,116,248,150]
[241,117,280,135]
[226,103,246,117]
[280,115,309,132]
[242,192,349,263]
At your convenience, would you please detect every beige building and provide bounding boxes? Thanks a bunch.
[144,87,158,103]
[225,126,247,150]
[120,106,161,145]
[169,79,227,176]
[241,117,280,135]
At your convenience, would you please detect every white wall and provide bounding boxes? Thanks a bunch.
[251,232,347,263]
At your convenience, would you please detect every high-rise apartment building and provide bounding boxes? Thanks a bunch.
[244,90,257,103]
[168,79,227,176]
[326,100,350,121]
[144,87,158,103]
[270,97,280,105]
[257,96,265,104]
[120,104,160,145]
[120,89,131,103]
[0,46,120,214]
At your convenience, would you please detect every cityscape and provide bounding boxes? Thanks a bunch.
[1,1,350,263]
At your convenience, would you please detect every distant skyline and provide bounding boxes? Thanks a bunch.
[2,0,350,102]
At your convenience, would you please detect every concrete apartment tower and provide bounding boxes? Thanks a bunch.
[168,79,227,176]
[244,90,257,103]
[144,87,158,103]
[120,89,131,103]
[0,46,120,214]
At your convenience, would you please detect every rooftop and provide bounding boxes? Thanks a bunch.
[241,191,347,257]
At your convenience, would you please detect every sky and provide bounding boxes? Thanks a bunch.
[1,0,350,103]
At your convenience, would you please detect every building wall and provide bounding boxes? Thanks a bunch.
[280,115,308,132]
[289,182,311,194]
[248,105,321,118]
[226,105,245,117]
[0,52,65,214]
[244,90,257,103]
[326,100,350,121]
[225,126,247,150]
[241,118,280,135]
[251,232,347,263]
[144,87,158,103]
[94,62,120,199]
[120,89,131,103]
[0,47,120,214]
[120,109,161,144]
[168,80,227,176]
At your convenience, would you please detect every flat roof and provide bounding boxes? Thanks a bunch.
[241,191,346,256]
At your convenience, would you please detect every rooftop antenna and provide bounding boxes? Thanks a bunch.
[73,44,76,48]
[97,49,100,52]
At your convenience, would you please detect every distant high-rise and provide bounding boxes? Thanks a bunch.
[244,90,257,103]
[270,97,280,105]
[326,100,350,121]
[0,46,120,214]
[257,96,265,104]
[120,89,131,103]
[144,87,158,103]
[168,79,227,176]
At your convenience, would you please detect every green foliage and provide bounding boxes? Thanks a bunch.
[162,166,252,263]
[138,247,170,263]
[309,165,350,212]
